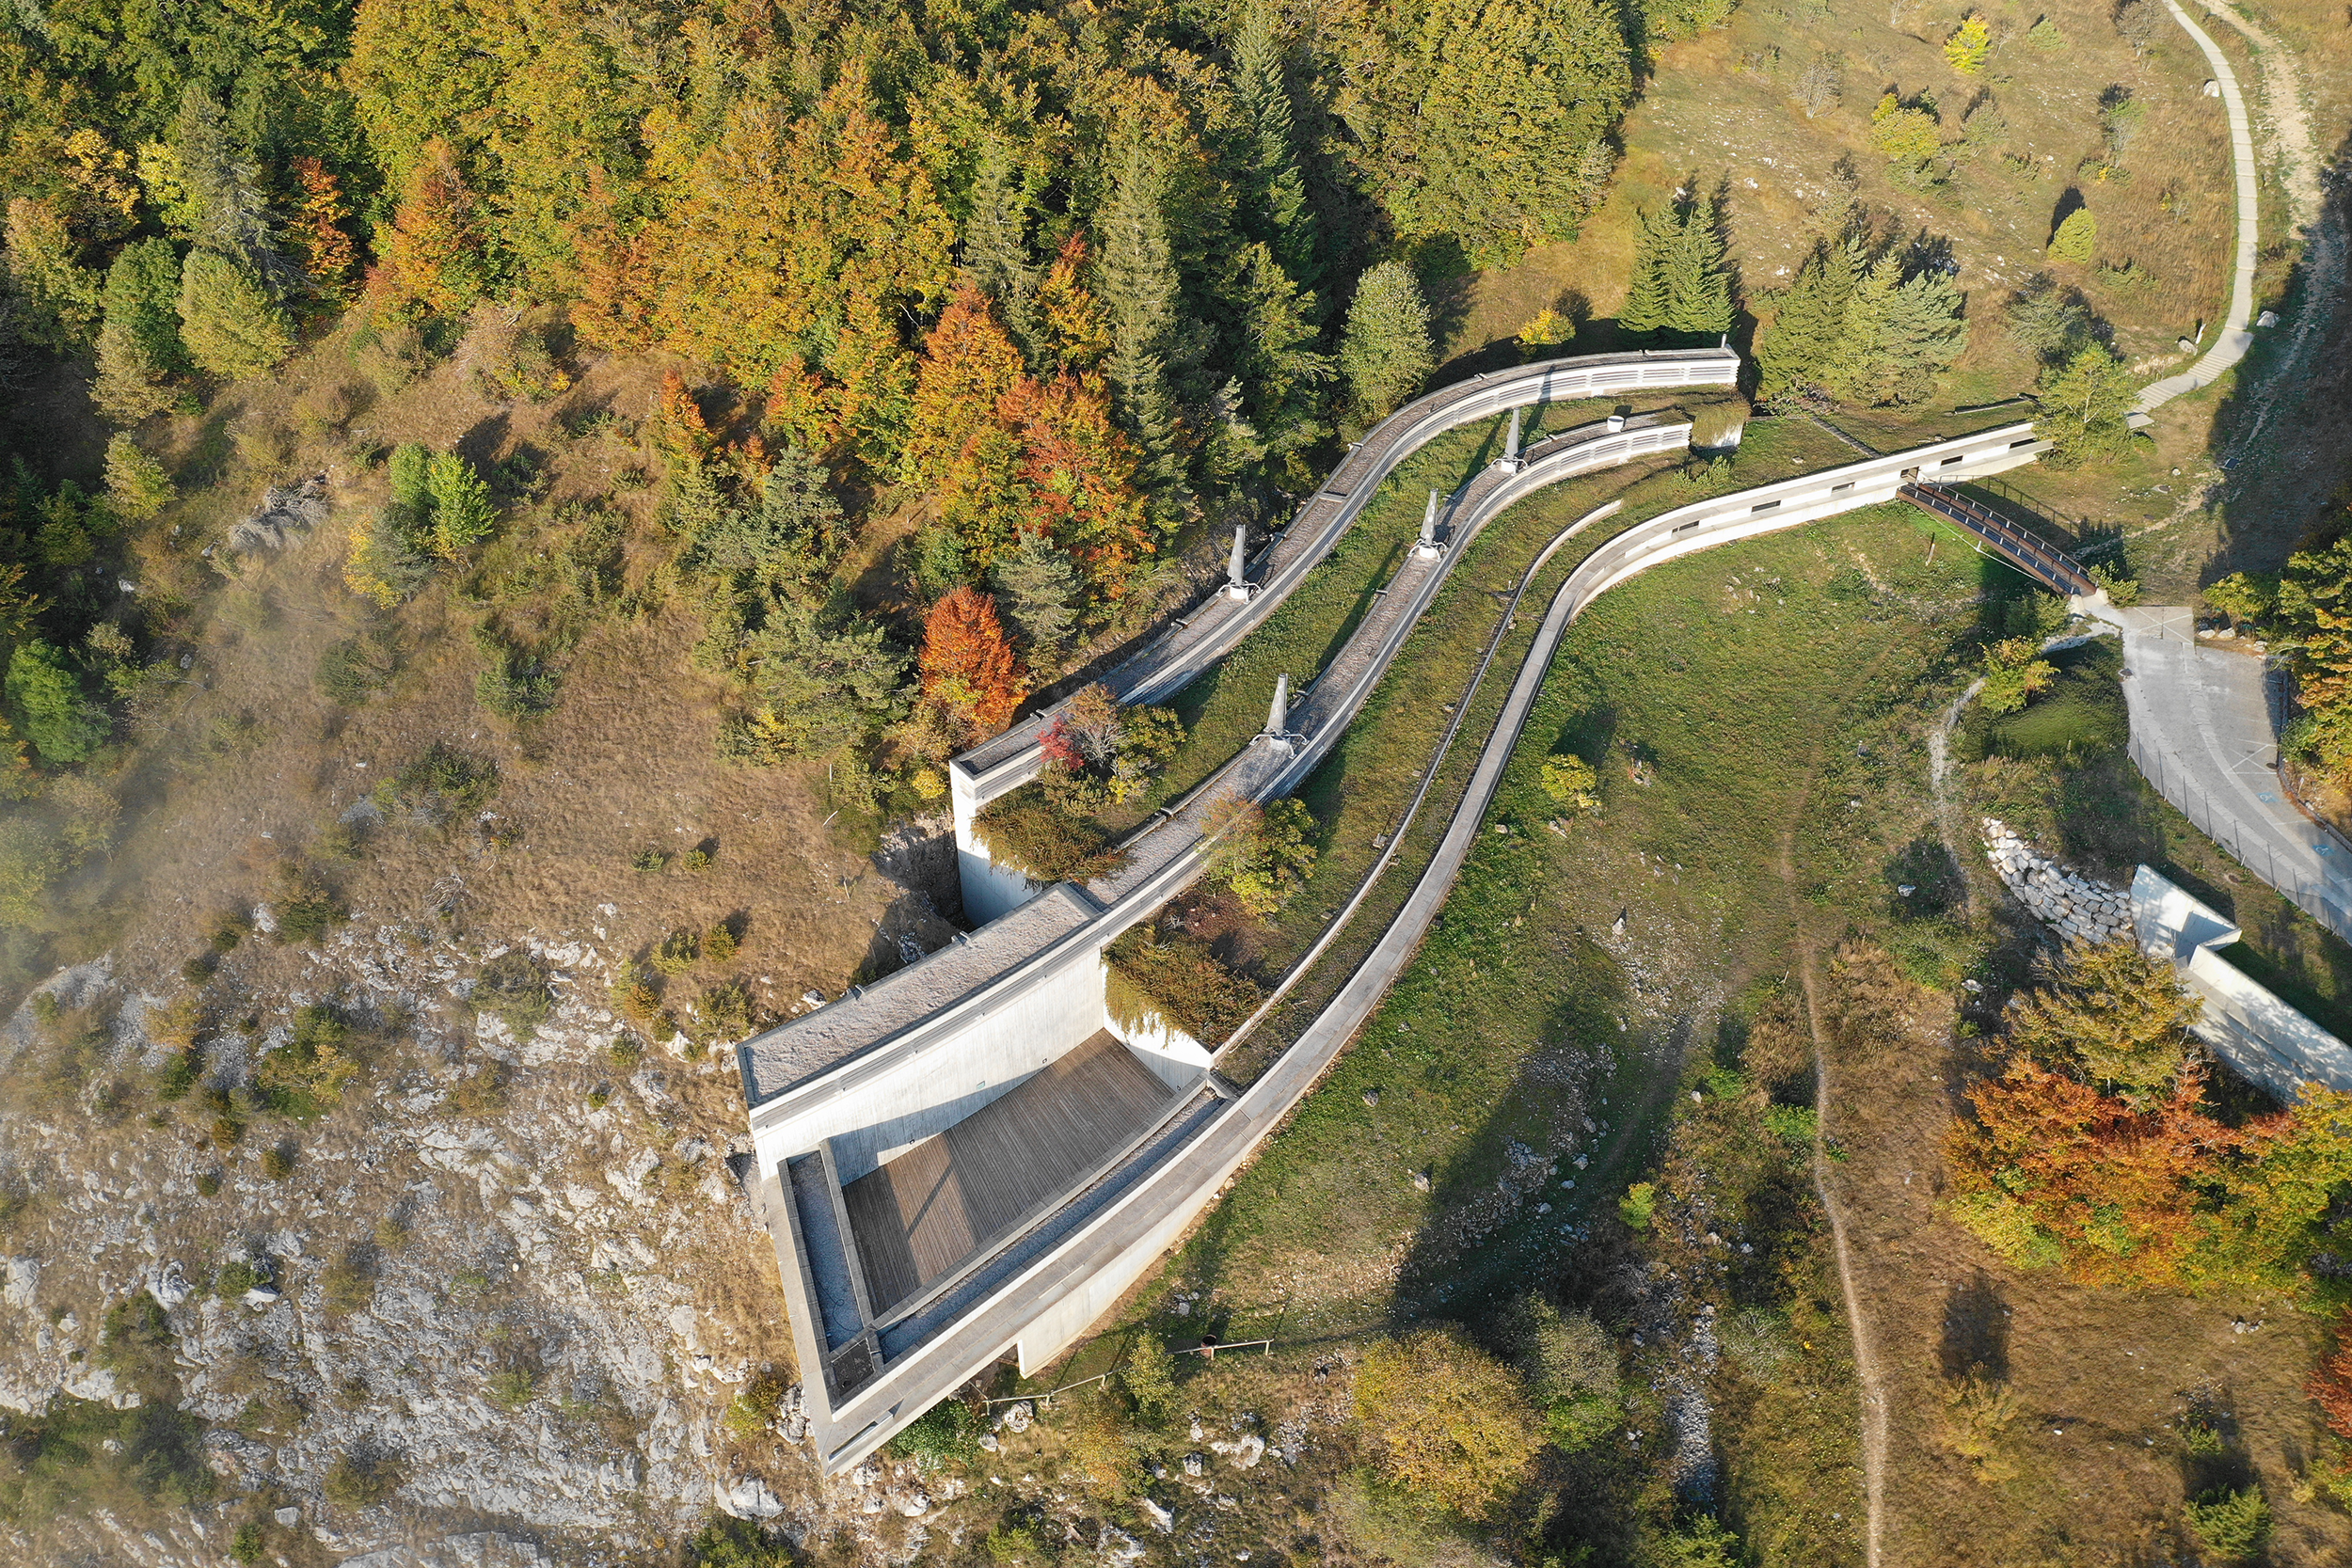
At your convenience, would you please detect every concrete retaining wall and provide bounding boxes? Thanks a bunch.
[773,416,2058,1473]
[949,349,1739,924]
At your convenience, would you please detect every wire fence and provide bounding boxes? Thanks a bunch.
[2128,733,2352,943]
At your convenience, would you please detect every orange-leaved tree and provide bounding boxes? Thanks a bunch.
[376,139,485,316]
[903,283,1027,488]
[288,157,357,303]
[2310,1310,2352,1443]
[1946,1054,2241,1289]
[920,587,1025,733]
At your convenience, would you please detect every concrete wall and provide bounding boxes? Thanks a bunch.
[749,935,1113,1184]
[958,844,1040,927]
[2132,865,2352,1101]
[1103,996,1213,1093]
[775,417,2068,1474]
[946,349,1742,915]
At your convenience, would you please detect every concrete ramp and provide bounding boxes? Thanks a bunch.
[842,1032,1176,1314]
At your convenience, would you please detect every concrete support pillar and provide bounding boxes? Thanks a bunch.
[1222,524,1251,600]
[1264,673,1290,737]
[1414,491,1442,560]
[1495,406,1524,473]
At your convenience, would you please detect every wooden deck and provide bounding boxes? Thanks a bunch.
[842,1032,1174,1314]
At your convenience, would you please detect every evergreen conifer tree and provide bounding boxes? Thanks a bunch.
[93,238,188,422]
[1661,195,1732,340]
[174,84,287,287]
[1616,205,1675,338]
[1095,142,1187,508]
[1231,0,1318,290]
[177,249,293,381]
[1755,238,1862,399]
[1336,260,1434,423]
[1830,256,1968,406]
[1237,244,1330,476]
[990,531,1082,657]
[963,138,1041,366]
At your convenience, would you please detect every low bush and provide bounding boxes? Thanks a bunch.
[973,784,1127,882]
[1104,925,1263,1045]
[97,1295,182,1398]
[2183,1486,2269,1562]
[474,951,551,1037]
[449,1067,508,1118]
[253,1004,362,1111]
[888,1398,982,1466]
[379,742,499,821]
[1354,1324,1544,1520]
[652,928,699,974]
[485,1370,538,1411]
[318,1243,378,1314]
[260,1144,295,1181]
[316,631,396,706]
[322,1445,404,1510]
[685,1517,795,1568]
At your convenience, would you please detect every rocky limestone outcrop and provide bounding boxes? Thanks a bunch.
[1979,817,2131,942]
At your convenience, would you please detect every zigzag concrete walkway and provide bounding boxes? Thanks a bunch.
[2133,0,2260,415]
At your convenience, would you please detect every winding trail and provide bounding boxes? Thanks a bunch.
[2134,0,2260,414]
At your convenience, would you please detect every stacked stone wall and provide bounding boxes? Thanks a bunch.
[1979,818,2132,942]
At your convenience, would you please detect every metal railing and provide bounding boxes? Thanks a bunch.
[2127,733,2352,943]
[1899,482,2096,595]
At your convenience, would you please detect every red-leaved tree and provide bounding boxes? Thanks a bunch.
[920,587,1025,733]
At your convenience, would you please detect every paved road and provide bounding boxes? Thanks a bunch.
[2134,0,2259,414]
[2111,607,2352,940]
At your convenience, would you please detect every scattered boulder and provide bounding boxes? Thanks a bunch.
[715,1476,786,1520]
[1001,1401,1032,1433]
[227,474,329,554]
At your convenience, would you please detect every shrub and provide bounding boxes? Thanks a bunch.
[888,1398,981,1465]
[1122,1328,1178,1418]
[485,1369,538,1410]
[319,1244,378,1314]
[1539,753,1600,811]
[317,634,396,705]
[973,784,1126,882]
[685,1517,795,1568]
[1517,306,1573,350]
[1869,93,1942,169]
[260,1144,295,1181]
[195,1170,222,1197]
[614,968,662,1023]
[1104,925,1264,1044]
[681,846,714,872]
[155,1048,204,1101]
[1943,12,1992,72]
[214,1258,267,1298]
[698,981,754,1044]
[1202,795,1318,915]
[630,846,672,872]
[449,1067,508,1118]
[1354,1325,1545,1520]
[382,742,499,820]
[98,1294,181,1396]
[2047,208,2098,263]
[254,1004,360,1109]
[706,921,740,961]
[723,1369,790,1442]
[652,929,699,975]
[6,637,109,765]
[2183,1486,2269,1561]
[323,1446,404,1509]
[229,1521,263,1562]
[982,1518,1052,1566]
[475,951,551,1036]
[1619,1181,1658,1229]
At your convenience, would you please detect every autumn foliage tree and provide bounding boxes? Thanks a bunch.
[288,157,358,304]
[1947,940,2352,1294]
[908,282,1153,602]
[376,140,487,316]
[920,587,1025,733]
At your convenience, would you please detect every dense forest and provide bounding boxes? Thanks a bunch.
[0,0,1752,916]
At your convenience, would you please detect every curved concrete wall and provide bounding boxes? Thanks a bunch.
[948,347,1740,922]
[778,416,2051,1473]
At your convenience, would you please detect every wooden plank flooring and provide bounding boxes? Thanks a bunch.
[842,1032,1173,1314]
